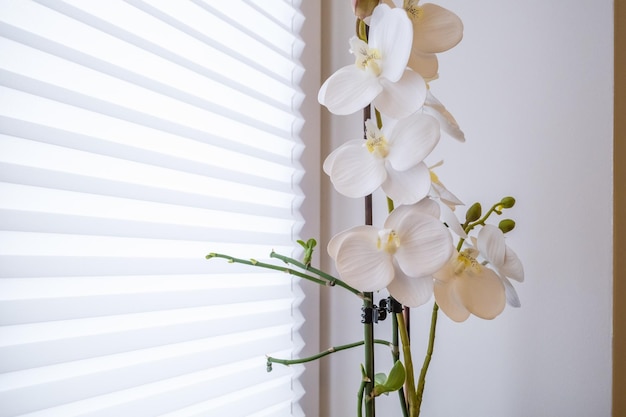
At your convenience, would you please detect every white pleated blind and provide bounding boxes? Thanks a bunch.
[0,1,308,416]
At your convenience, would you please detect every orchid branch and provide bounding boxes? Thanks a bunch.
[397,312,418,416]
[206,252,367,299]
[269,252,366,298]
[266,338,394,370]
[415,303,439,416]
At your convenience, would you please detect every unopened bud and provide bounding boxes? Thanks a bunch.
[465,202,482,223]
[499,196,516,209]
[499,219,516,233]
[352,0,380,20]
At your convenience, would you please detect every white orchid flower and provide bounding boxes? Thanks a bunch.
[318,3,427,118]
[433,246,506,322]
[383,0,463,80]
[328,202,453,307]
[475,225,525,307]
[324,113,440,204]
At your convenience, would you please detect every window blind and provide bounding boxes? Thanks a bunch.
[0,1,309,416]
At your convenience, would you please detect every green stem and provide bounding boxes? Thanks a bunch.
[397,312,418,416]
[393,309,410,417]
[269,252,365,299]
[266,339,394,369]
[358,364,368,417]
[364,294,375,417]
[415,303,439,415]
[463,200,505,234]
[457,200,507,251]
[206,252,367,299]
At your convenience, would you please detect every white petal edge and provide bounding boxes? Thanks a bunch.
[369,4,413,83]
[334,227,395,291]
[327,142,387,198]
[381,162,431,205]
[387,113,440,171]
[374,69,426,119]
[319,65,382,115]
[394,212,453,277]
[387,270,433,307]
[478,224,506,267]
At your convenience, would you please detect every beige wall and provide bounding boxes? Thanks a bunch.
[614,2,625,416]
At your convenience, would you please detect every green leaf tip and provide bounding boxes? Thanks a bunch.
[372,360,406,397]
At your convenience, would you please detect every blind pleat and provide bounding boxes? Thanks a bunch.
[0,0,307,415]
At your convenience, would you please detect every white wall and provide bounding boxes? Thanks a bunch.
[319,1,614,416]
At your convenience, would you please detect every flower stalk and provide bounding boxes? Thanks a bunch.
[415,303,439,415]
[206,252,367,299]
[267,338,394,370]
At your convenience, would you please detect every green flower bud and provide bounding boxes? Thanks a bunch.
[352,0,380,20]
[465,202,482,223]
[499,196,516,209]
[499,219,516,233]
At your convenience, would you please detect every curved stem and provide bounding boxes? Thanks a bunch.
[415,303,439,415]
[269,252,365,298]
[397,312,417,416]
[393,310,410,417]
[206,252,366,299]
[266,339,394,369]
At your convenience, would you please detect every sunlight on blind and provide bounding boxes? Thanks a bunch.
[0,0,307,416]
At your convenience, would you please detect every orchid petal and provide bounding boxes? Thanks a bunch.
[424,91,465,142]
[323,139,362,175]
[478,225,506,267]
[412,197,442,218]
[440,202,467,238]
[434,278,470,322]
[319,65,382,115]
[387,113,440,171]
[408,50,438,81]
[374,69,426,118]
[328,225,372,259]
[381,162,431,204]
[327,142,387,198]
[334,227,395,291]
[394,213,453,277]
[413,4,463,54]
[385,199,441,231]
[502,276,521,307]
[431,181,464,207]
[456,267,506,320]
[387,269,433,307]
[369,4,413,83]
[502,245,525,282]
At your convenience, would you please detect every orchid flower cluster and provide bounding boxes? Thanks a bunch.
[207,1,524,416]
[322,1,523,321]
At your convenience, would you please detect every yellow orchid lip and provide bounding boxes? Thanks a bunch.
[377,229,400,254]
[453,248,482,275]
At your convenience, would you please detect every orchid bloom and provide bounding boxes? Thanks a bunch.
[384,0,463,80]
[328,201,453,307]
[433,245,506,322]
[318,4,427,118]
[475,225,525,307]
[324,113,440,204]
